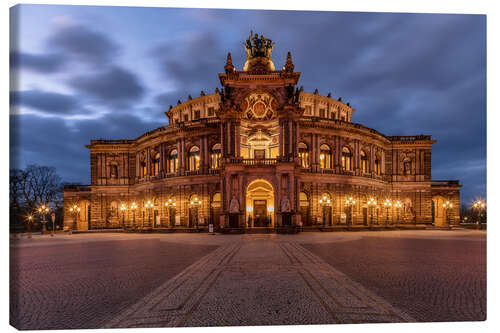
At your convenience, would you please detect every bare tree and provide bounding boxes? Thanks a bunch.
[9,165,63,229]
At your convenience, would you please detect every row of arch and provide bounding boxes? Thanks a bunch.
[138,144,222,178]
[298,142,381,174]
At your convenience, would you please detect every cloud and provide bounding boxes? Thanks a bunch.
[68,66,144,105]
[46,25,119,66]
[10,51,66,73]
[10,90,79,114]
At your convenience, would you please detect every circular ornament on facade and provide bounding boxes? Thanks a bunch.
[241,92,276,120]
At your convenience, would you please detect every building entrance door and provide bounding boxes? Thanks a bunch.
[253,200,267,227]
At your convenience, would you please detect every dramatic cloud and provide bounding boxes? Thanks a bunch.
[46,25,120,65]
[10,6,486,203]
[10,51,66,73]
[10,90,79,114]
[68,66,144,105]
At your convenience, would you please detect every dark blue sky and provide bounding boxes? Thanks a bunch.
[9,5,486,205]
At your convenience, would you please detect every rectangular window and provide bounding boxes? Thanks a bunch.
[194,110,200,120]
[183,114,189,122]
[208,107,215,116]
[305,105,312,115]
[319,108,325,118]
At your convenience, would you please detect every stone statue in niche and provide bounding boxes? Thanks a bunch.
[281,197,291,213]
[229,197,240,213]
[110,164,118,178]
[403,199,415,220]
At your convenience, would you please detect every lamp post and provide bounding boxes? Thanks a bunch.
[383,199,392,226]
[267,205,274,227]
[68,204,80,231]
[394,200,402,226]
[472,200,486,224]
[144,200,153,228]
[130,202,137,228]
[120,203,127,229]
[190,196,201,228]
[165,199,176,228]
[319,194,331,227]
[367,198,377,227]
[27,215,33,238]
[443,200,453,226]
[38,204,50,233]
[246,205,253,228]
[345,197,356,226]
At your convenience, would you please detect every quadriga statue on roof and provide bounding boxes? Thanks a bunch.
[242,30,276,72]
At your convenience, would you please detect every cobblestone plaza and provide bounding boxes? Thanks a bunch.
[10,230,485,329]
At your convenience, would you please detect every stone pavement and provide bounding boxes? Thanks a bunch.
[10,230,485,329]
[103,234,413,327]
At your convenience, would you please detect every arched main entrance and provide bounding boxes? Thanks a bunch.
[245,179,275,228]
[432,196,447,226]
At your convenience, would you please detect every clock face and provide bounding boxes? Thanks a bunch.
[241,92,275,120]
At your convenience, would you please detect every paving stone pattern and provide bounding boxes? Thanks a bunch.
[10,231,485,329]
[10,238,217,330]
[103,235,413,328]
[303,236,486,322]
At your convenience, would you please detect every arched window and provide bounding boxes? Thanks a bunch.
[152,151,160,177]
[211,144,221,169]
[342,146,352,171]
[319,144,332,169]
[360,150,369,173]
[169,149,178,174]
[299,192,309,206]
[374,155,381,175]
[298,142,309,168]
[188,146,200,171]
[139,158,146,178]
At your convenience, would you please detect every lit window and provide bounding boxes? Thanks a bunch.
[211,144,221,169]
[361,150,368,173]
[374,156,381,175]
[151,152,160,176]
[342,147,352,171]
[140,159,146,178]
[188,146,200,171]
[169,149,178,173]
[298,142,309,168]
[320,144,332,169]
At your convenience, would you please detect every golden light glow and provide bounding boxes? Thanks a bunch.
[368,198,377,206]
[246,206,253,213]
[267,205,274,213]
[384,199,392,207]
[131,202,137,209]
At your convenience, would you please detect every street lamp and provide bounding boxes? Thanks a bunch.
[472,200,486,224]
[319,194,331,226]
[68,204,80,231]
[383,199,392,226]
[144,200,153,228]
[26,215,33,238]
[130,202,137,228]
[190,196,201,228]
[165,199,176,228]
[345,197,356,226]
[367,197,377,227]
[394,200,402,225]
[443,200,453,226]
[38,204,50,233]
[120,203,127,229]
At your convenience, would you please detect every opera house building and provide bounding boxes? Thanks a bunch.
[63,33,461,232]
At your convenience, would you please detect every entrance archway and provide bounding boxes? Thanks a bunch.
[245,179,275,228]
[432,196,447,226]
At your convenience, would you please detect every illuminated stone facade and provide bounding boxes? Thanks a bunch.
[63,34,461,231]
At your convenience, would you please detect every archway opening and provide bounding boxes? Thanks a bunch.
[245,179,275,228]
